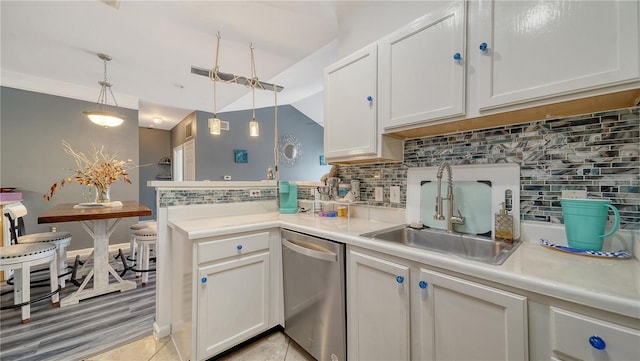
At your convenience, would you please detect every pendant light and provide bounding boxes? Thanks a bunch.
[249,44,259,137]
[208,71,222,135]
[83,53,125,127]
[197,33,283,138]
[209,32,223,135]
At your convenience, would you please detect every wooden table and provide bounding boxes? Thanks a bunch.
[38,201,151,307]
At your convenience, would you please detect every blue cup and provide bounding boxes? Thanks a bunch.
[560,199,620,251]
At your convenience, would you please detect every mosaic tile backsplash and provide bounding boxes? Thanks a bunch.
[159,188,277,207]
[338,107,639,230]
[157,107,638,230]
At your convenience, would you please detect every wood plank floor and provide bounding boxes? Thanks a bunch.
[1,254,155,361]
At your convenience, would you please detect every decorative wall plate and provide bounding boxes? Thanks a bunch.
[279,134,302,167]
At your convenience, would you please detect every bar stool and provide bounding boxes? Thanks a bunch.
[0,243,60,323]
[128,221,157,261]
[133,227,157,286]
[3,203,72,288]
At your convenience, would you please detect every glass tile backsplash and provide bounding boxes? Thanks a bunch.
[159,188,277,207]
[157,107,638,230]
[338,106,639,230]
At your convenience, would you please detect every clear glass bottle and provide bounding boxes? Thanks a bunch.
[495,202,513,243]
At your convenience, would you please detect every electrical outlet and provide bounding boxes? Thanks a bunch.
[249,189,261,197]
[561,190,587,199]
[375,187,383,202]
[390,186,400,203]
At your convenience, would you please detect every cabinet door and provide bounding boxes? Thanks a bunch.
[417,268,527,361]
[324,44,378,159]
[347,248,410,361]
[476,0,640,110]
[197,251,270,360]
[379,1,466,130]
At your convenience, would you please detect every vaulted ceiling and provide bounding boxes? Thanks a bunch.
[1,1,339,129]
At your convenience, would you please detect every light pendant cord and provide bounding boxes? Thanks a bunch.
[100,55,119,110]
[210,31,222,118]
[274,83,279,182]
[250,43,256,120]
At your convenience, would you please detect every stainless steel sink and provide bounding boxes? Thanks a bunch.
[360,226,521,265]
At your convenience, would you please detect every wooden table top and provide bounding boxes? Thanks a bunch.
[38,201,152,224]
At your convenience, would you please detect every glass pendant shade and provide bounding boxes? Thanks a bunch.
[84,110,125,127]
[209,117,221,135]
[249,118,259,137]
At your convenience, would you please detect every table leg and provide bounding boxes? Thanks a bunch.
[60,219,136,307]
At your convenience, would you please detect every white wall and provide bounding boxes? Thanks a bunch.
[336,1,449,57]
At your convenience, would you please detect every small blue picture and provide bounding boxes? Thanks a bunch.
[234,149,248,163]
[319,155,327,166]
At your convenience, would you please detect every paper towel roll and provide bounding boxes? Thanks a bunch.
[6,203,27,219]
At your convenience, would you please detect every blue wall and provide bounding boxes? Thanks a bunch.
[194,105,331,182]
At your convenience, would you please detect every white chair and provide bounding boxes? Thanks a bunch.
[132,227,157,286]
[0,243,59,323]
[128,221,157,261]
[3,203,72,288]
[117,223,157,286]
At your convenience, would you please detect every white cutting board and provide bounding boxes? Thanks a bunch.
[420,181,492,235]
[407,164,520,239]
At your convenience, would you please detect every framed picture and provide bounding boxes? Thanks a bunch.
[319,155,327,166]
[234,149,248,163]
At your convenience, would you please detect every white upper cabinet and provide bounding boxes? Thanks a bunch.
[379,1,466,130]
[323,44,404,163]
[476,0,640,110]
[324,44,379,159]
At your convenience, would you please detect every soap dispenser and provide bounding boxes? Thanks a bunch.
[495,202,513,243]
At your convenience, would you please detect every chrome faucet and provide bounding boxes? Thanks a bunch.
[434,162,465,233]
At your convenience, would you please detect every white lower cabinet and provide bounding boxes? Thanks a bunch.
[416,268,528,361]
[347,246,528,360]
[182,230,281,361]
[197,251,270,359]
[549,307,640,361]
[347,248,410,360]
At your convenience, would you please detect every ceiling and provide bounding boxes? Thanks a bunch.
[0,0,339,130]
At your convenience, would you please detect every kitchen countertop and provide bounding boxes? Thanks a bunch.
[169,212,640,320]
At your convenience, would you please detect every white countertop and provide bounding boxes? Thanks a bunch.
[169,212,640,320]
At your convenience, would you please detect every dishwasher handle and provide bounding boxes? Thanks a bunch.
[282,238,337,262]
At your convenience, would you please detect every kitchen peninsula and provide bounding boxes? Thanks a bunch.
[149,181,639,361]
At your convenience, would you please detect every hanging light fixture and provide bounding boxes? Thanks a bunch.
[197,33,283,139]
[249,44,259,137]
[209,32,223,135]
[83,53,125,127]
[208,72,222,135]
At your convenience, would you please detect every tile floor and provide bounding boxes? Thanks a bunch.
[84,330,315,361]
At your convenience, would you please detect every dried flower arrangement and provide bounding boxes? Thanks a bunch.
[44,141,137,202]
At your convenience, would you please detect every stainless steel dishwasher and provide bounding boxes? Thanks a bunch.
[281,229,346,361]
